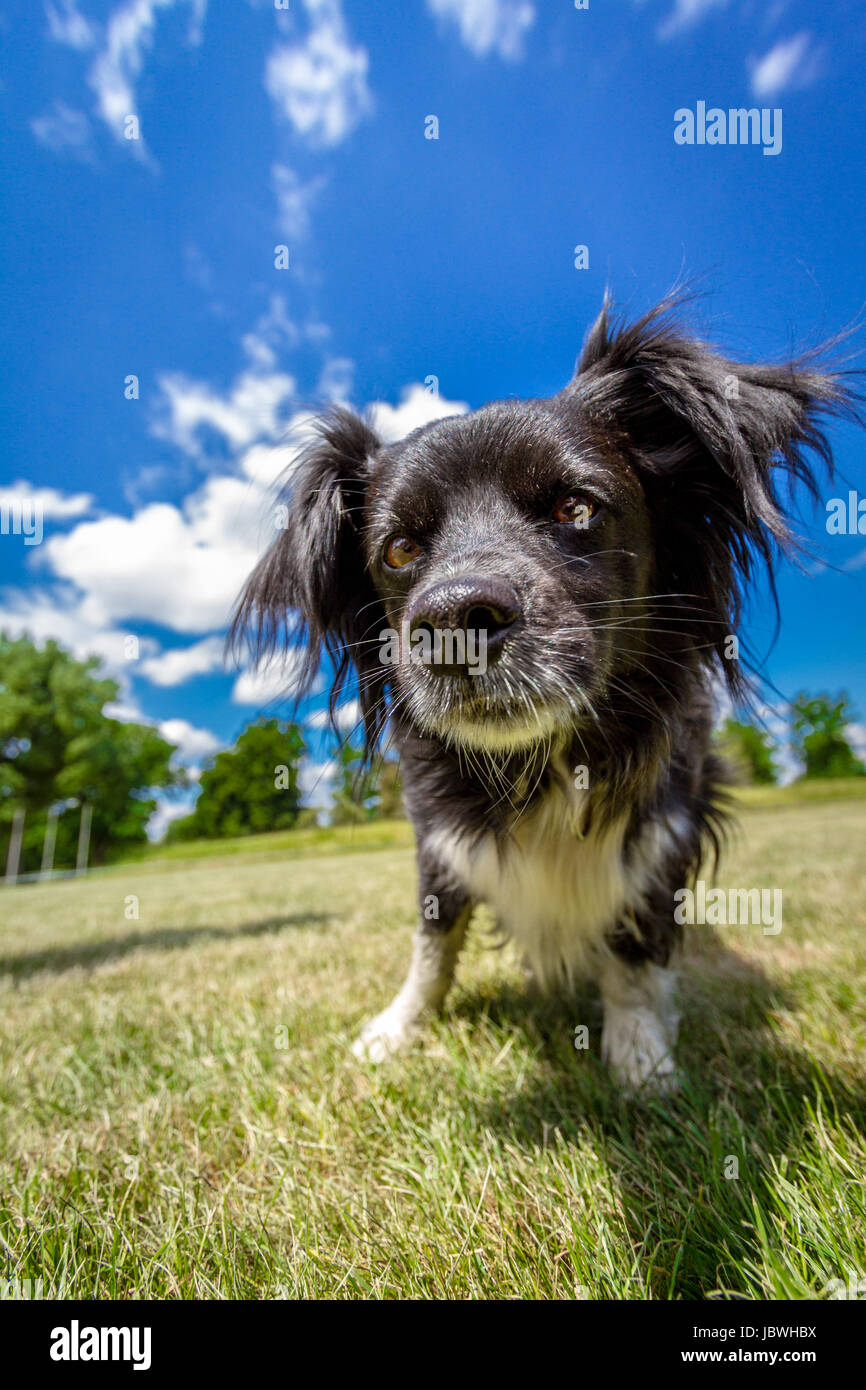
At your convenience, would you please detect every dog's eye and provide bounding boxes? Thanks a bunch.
[553,493,600,528]
[383,535,423,569]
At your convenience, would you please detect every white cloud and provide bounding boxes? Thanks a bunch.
[750,32,823,99]
[146,793,196,841]
[45,0,97,50]
[306,699,360,732]
[272,162,327,241]
[316,357,354,404]
[0,480,94,519]
[369,383,469,444]
[140,635,226,685]
[30,101,95,160]
[426,0,535,60]
[849,723,866,763]
[86,0,206,158]
[42,475,269,634]
[232,649,314,705]
[239,434,308,488]
[240,294,301,371]
[102,692,220,767]
[656,0,727,41]
[0,588,156,678]
[152,365,298,458]
[264,0,372,147]
[158,716,221,761]
[842,547,866,573]
[298,756,337,809]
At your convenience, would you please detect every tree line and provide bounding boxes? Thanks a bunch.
[2,634,863,871]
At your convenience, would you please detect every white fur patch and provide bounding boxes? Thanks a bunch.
[429,770,681,993]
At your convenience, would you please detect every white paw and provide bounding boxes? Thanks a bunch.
[351,1007,417,1063]
[602,1006,679,1092]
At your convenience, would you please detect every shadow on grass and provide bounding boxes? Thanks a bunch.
[447,933,866,1298]
[0,911,333,982]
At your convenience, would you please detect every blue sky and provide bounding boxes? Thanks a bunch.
[1,0,865,830]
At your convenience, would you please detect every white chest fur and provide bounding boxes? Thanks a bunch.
[429,781,662,991]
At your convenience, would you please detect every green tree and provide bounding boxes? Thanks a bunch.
[715,717,778,785]
[168,719,306,841]
[790,693,866,779]
[329,746,405,824]
[374,757,405,818]
[0,634,115,809]
[329,742,380,825]
[0,633,183,869]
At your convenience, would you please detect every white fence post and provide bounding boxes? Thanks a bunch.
[41,806,59,880]
[76,802,92,876]
[4,807,25,885]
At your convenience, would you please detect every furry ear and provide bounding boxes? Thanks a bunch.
[229,407,388,749]
[557,295,858,690]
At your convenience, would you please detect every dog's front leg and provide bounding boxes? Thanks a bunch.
[352,867,471,1063]
[599,953,680,1092]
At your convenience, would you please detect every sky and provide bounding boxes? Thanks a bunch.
[1,0,865,833]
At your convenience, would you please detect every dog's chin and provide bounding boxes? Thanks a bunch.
[407,689,576,755]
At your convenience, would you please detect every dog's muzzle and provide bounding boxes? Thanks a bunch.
[405,574,522,676]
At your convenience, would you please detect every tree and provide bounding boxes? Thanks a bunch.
[0,634,115,810]
[168,719,305,841]
[790,693,866,779]
[329,742,380,825]
[715,717,778,785]
[329,746,404,824]
[374,757,405,818]
[0,633,183,869]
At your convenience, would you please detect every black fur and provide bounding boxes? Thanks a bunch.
[230,296,855,976]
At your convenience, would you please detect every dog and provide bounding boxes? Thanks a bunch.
[231,296,853,1089]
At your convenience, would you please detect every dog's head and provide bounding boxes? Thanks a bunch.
[231,298,851,755]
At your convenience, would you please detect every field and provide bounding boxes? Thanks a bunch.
[1,789,865,1300]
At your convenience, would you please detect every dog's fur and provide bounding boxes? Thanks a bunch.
[232,296,853,1088]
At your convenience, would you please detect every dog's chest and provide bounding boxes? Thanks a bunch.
[431,784,649,989]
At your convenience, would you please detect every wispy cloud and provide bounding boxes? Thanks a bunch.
[30,101,95,161]
[157,716,221,760]
[85,0,205,162]
[656,0,727,42]
[750,31,824,99]
[272,162,327,242]
[44,0,97,50]
[0,480,94,519]
[264,0,372,148]
[231,649,314,705]
[140,635,226,686]
[426,0,535,61]
[307,700,360,732]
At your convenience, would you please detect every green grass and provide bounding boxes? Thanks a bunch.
[1,793,865,1299]
[118,817,414,867]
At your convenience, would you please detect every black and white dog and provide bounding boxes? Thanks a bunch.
[232,297,851,1088]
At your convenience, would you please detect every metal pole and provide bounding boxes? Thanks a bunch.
[4,807,25,885]
[76,802,92,876]
[41,806,59,880]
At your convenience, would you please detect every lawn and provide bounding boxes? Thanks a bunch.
[1,791,864,1299]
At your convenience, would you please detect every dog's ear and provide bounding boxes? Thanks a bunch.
[229,407,388,748]
[556,295,857,688]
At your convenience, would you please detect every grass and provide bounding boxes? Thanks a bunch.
[1,790,865,1299]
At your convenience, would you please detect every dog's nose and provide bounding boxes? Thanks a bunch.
[406,575,522,674]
